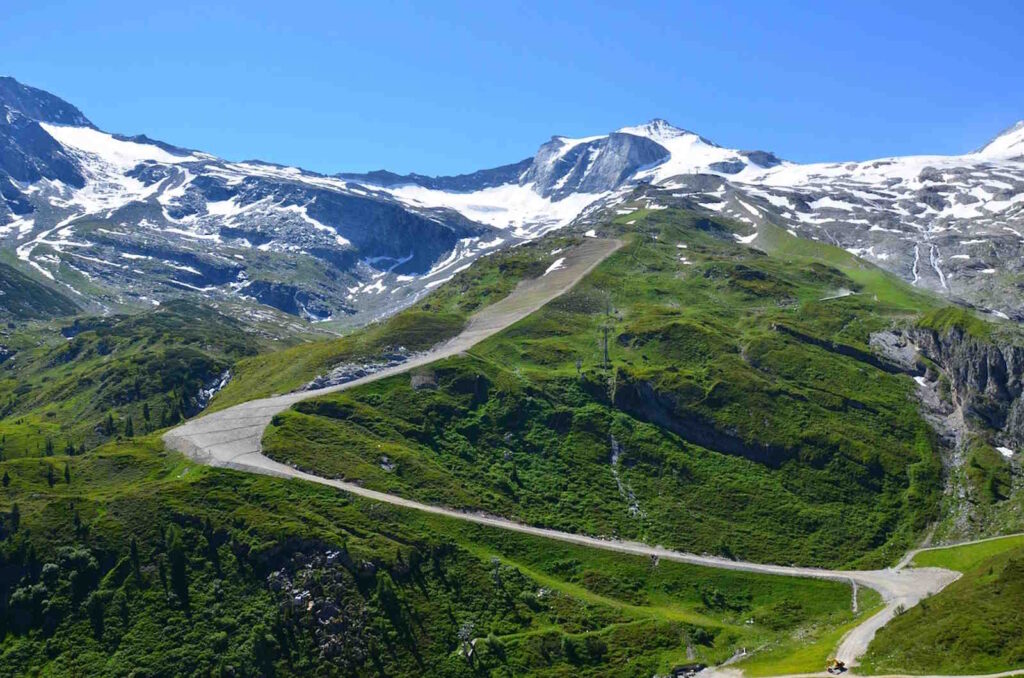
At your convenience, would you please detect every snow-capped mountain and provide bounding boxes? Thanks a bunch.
[343,119,785,237]
[3,75,1023,324]
[0,77,501,324]
[353,118,1024,319]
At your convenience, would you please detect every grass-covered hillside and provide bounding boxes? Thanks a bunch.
[0,259,78,321]
[211,235,572,410]
[0,300,294,459]
[0,436,875,676]
[862,535,1024,673]
[265,208,943,569]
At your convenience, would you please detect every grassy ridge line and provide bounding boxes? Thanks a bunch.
[752,221,940,312]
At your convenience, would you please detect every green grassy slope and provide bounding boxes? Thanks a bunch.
[265,209,943,569]
[0,300,290,459]
[863,539,1024,674]
[0,437,870,676]
[913,534,1024,573]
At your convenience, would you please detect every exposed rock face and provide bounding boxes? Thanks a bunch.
[0,108,85,188]
[910,327,1024,447]
[521,132,671,199]
[871,324,1024,540]
[302,351,410,391]
[589,370,793,468]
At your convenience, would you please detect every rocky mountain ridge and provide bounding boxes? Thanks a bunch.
[3,76,1024,325]
[0,77,500,325]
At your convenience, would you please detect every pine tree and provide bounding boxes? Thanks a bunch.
[64,463,71,484]
[165,524,188,604]
[44,438,54,456]
[142,402,150,422]
[125,416,134,438]
[2,470,9,487]
[46,465,55,487]
[104,413,116,436]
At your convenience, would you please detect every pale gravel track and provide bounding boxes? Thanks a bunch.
[164,235,969,673]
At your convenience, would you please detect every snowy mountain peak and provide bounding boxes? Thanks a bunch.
[978,120,1024,159]
[617,119,702,143]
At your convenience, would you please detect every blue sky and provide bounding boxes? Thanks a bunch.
[3,1,1023,175]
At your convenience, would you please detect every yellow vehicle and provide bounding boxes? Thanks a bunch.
[826,658,847,674]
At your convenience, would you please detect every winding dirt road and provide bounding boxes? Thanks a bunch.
[164,236,964,672]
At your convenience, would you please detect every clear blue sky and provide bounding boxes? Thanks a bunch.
[3,1,1023,175]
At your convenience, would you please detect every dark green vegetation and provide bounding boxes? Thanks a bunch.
[964,439,1014,506]
[0,259,78,321]
[266,208,943,568]
[212,235,568,410]
[864,537,1024,674]
[0,301,289,459]
[0,437,869,676]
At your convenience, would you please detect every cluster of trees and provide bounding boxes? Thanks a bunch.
[0,513,214,644]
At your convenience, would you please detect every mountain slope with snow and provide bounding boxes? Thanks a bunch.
[352,117,1024,319]
[2,75,1023,324]
[0,77,501,325]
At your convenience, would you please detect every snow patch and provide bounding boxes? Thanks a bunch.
[41,124,200,168]
[544,257,566,276]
